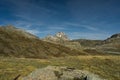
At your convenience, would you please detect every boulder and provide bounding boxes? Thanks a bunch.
[22,66,106,80]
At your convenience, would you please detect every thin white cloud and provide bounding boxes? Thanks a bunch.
[9,0,57,22]
[15,21,31,28]
[10,20,41,35]
[26,29,40,35]
[48,27,65,30]
[13,20,43,29]
[47,25,66,30]
[81,25,98,31]
[66,22,98,31]
[38,30,54,34]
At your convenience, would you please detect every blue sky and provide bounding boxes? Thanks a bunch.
[0,0,120,40]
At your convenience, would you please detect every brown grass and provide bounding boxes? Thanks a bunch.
[0,55,119,80]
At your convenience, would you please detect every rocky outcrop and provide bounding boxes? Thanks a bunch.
[55,32,69,41]
[44,32,69,42]
[43,32,81,50]
[22,66,106,80]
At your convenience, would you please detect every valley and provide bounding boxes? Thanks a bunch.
[0,26,119,80]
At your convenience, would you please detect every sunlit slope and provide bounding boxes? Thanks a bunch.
[0,26,85,58]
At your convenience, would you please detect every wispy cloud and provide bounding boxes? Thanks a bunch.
[10,20,41,35]
[8,0,57,22]
[14,21,32,28]
[66,22,98,31]
[47,24,66,30]
[26,29,40,35]
[48,26,65,30]
[11,20,43,29]
[2,19,110,40]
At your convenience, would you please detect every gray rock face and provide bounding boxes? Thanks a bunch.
[22,66,106,80]
[43,32,81,50]
[44,32,69,42]
[55,32,69,41]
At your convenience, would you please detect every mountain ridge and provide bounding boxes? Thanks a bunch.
[0,25,119,58]
[43,31,120,54]
[0,26,85,58]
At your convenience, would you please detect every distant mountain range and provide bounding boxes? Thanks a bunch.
[43,31,120,55]
[72,33,120,54]
[0,25,119,58]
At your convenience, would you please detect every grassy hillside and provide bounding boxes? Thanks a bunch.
[72,37,120,54]
[96,37,120,54]
[0,26,85,58]
[71,39,102,48]
[0,55,119,80]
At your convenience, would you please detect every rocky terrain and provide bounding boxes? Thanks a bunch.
[22,66,106,80]
[44,32,69,42]
[43,32,82,50]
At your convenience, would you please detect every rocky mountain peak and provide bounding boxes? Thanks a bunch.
[55,32,65,37]
[44,32,69,41]
[55,32,69,40]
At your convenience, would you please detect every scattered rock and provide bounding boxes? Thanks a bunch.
[22,66,106,80]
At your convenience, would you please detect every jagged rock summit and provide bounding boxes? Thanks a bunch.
[44,32,69,42]
[55,32,69,40]
[43,32,82,50]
